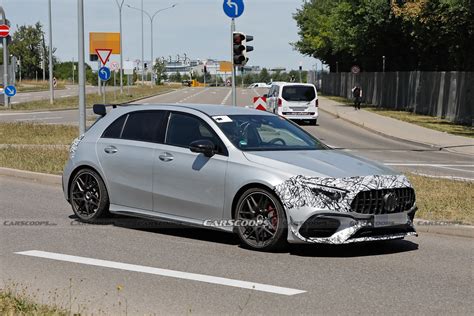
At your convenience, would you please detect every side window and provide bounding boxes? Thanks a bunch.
[165,112,226,155]
[121,111,165,143]
[102,115,127,139]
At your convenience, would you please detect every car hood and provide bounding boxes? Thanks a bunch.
[243,149,396,178]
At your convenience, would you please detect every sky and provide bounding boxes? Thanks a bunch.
[1,0,322,71]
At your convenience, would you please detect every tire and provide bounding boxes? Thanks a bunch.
[310,119,317,126]
[69,168,110,223]
[234,188,288,251]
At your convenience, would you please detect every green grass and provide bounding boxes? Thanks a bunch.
[16,79,66,93]
[321,95,473,138]
[0,123,77,145]
[4,85,176,111]
[0,290,68,315]
[408,174,473,225]
[0,146,69,175]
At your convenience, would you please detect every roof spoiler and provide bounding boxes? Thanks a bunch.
[93,104,120,116]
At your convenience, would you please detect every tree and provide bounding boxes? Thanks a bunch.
[152,58,166,84]
[9,22,57,79]
[293,0,474,71]
[259,68,271,83]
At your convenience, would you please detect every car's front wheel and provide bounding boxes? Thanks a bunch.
[69,168,110,223]
[235,188,287,251]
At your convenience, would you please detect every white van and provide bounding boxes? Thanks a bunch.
[265,82,319,125]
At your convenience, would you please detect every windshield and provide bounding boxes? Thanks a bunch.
[282,86,316,102]
[214,115,327,151]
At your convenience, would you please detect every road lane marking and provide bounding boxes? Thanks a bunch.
[177,88,209,103]
[385,163,474,167]
[409,172,474,181]
[221,89,232,105]
[15,117,63,122]
[15,250,306,296]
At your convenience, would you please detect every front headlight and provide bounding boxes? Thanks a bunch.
[311,185,348,201]
[69,134,84,159]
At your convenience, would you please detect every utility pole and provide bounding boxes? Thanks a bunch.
[382,55,386,72]
[72,57,75,85]
[42,34,46,81]
[0,6,8,107]
[48,0,54,104]
[141,0,145,85]
[115,0,124,94]
[78,0,86,135]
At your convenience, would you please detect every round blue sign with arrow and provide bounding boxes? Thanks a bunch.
[4,85,16,97]
[99,66,111,81]
[223,0,244,18]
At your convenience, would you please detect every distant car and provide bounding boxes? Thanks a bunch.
[182,80,192,87]
[248,82,271,89]
[63,104,418,251]
[266,82,319,125]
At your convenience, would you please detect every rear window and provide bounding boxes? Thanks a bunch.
[121,111,165,142]
[282,86,316,102]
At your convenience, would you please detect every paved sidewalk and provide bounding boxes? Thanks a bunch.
[319,97,474,156]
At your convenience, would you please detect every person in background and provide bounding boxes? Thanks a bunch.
[352,85,362,110]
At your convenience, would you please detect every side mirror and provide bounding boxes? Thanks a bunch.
[189,139,217,157]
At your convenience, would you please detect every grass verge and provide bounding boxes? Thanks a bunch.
[0,146,68,175]
[4,84,176,111]
[0,290,68,315]
[321,95,473,138]
[0,123,77,145]
[408,174,473,225]
[16,80,66,93]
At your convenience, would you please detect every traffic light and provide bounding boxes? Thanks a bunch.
[233,32,254,66]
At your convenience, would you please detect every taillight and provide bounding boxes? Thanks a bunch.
[278,98,282,107]
[316,99,319,107]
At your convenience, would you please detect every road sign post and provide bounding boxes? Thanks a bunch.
[0,7,9,108]
[223,0,245,107]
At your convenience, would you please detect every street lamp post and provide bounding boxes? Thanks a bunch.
[126,3,177,85]
[48,0,54,104]
[78,0,86,135]
[0,6,9,108]
[114,0,125,94]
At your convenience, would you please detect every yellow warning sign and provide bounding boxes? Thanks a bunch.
[219,61,232,73]
[89,32,121,55]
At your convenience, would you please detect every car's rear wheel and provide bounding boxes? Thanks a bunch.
[235,188,287,251]
[69,169,109,223]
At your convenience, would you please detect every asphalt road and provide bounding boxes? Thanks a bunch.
[0,86,472,180]
[0,176,472,315]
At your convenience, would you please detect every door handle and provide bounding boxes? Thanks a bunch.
[104,146,118,154]
[159,152,174,162]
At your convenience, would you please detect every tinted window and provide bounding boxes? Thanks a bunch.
[121,111,165,143]
[166,113,225,154]
[282,86,316,101]
[102,115,126,139]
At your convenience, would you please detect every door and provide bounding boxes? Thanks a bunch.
[97,110,165,211]
[153,112,228,220]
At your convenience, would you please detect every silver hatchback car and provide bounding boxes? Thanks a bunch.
[63,104,418,251]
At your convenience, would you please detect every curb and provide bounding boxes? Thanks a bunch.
[0,167,62,186]
[414,219,473,239]
[318,101,473,157]
[1,167,472,239]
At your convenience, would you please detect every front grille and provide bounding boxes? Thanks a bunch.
[351,188,415,215]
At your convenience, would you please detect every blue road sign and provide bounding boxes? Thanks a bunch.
[223,0,244,18]
[99,67,111,81]
[5,85,16,97]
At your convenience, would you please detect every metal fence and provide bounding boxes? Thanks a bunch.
[320,71,473,125]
